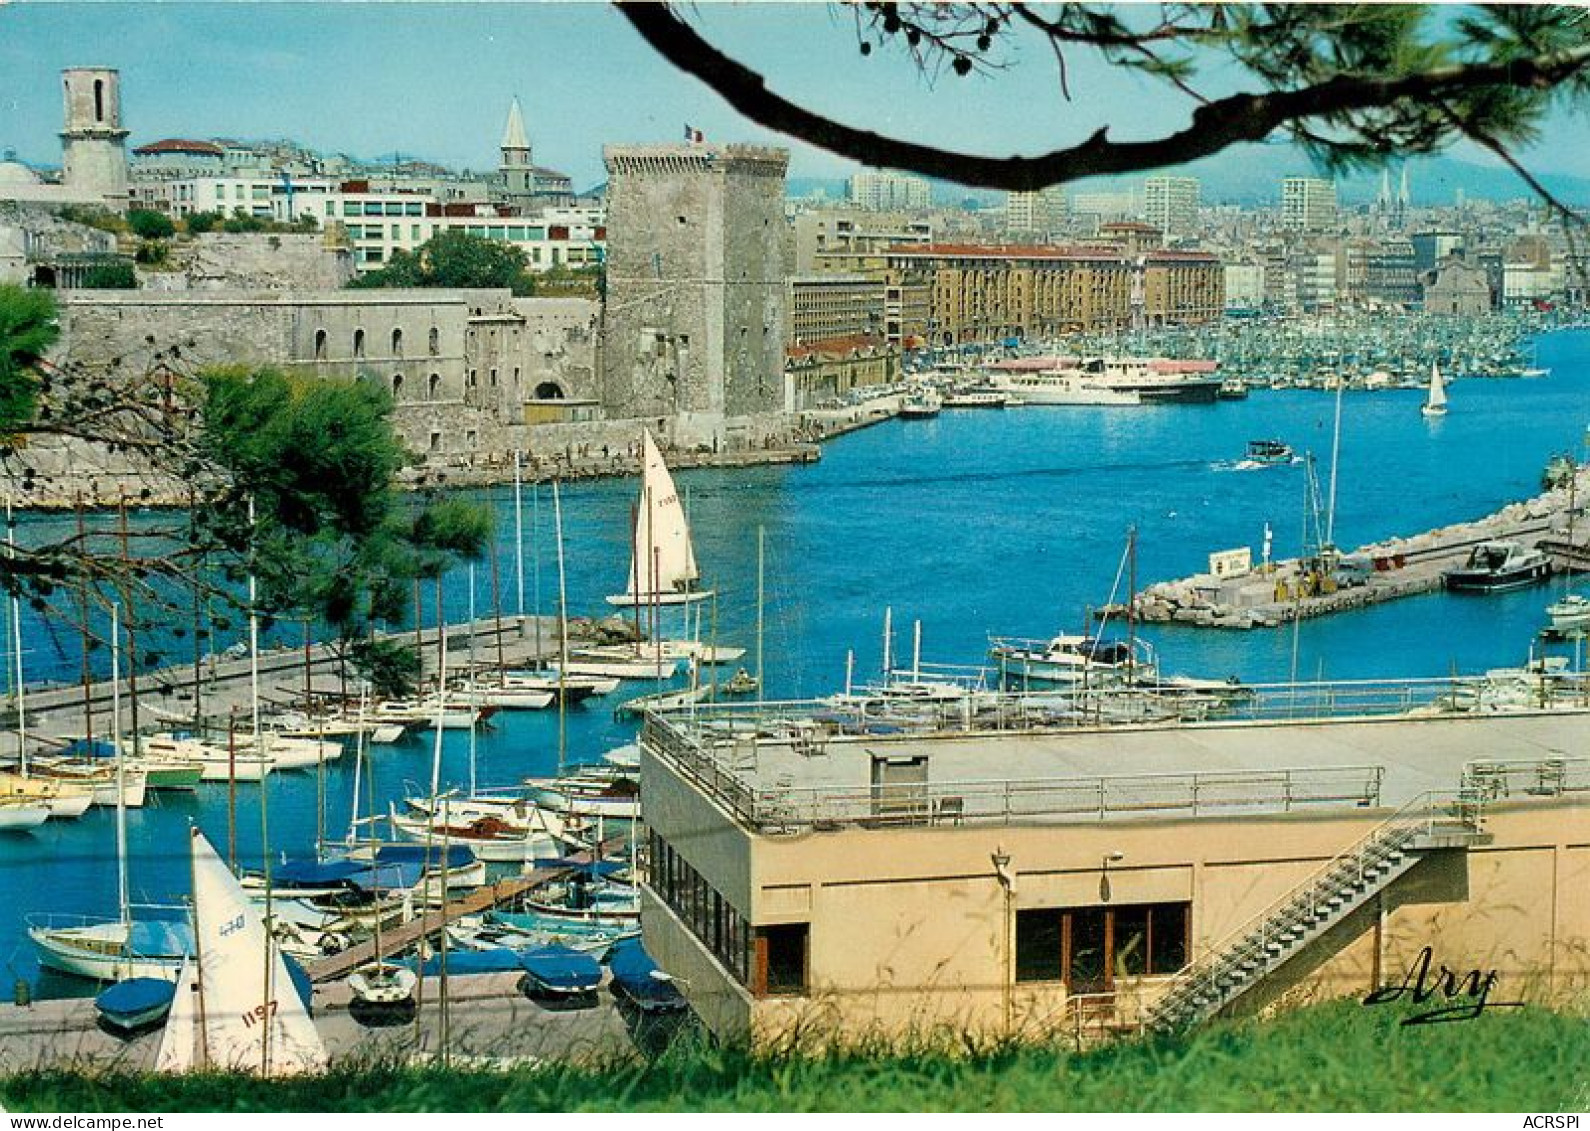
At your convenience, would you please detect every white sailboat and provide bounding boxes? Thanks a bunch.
[156,827,328,1076]
[604,429,712,608]
[1421,361,1448,418]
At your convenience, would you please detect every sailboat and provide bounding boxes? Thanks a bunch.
[29,604,191,980]
[156,827,328,1076]
[604,429,712,608]
[1421,361,1448,418]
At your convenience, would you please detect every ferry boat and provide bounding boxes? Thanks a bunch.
[1442,540,1552,592]
[942,386,1008,409]
[986,357,1223,406]
[899,388,943,418]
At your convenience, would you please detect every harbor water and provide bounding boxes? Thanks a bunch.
[4,327,1589,996]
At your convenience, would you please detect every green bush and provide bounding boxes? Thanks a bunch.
[185,211,221,234]
[126,209,176,240]
[77,261,137,289]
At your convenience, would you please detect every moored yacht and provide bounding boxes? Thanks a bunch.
[1442,540,1551,592]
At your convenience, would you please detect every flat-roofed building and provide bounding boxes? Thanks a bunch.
[1282,177,1337,233]
[788,274,886,344]
[638,679,1590,1045]
[1144,176,1200,239]
[848,171,932,212]
[884,243,1222,346]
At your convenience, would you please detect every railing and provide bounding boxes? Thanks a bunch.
[1143,788,1486,1031]
[643,673,1590,828]
[1464,756,1590,800]
[747,765,1383,834]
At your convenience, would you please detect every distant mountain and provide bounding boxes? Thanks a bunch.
[786,146,1590,210]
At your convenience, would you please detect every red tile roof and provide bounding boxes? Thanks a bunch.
[133,138,224,156]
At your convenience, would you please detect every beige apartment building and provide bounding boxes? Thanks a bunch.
[883,244,1223,346]
[639,682,1590,1046]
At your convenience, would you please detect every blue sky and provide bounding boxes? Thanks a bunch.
[1,2,1586,195]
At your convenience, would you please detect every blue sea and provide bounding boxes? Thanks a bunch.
[4,327,1589,997]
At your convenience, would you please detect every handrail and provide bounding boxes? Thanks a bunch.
[1146,788,1484,1026]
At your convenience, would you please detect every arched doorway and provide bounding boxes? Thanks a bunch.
[533,381,566,400]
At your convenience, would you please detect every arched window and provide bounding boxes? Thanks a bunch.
[391,373,403,398]
[313,329,327,361]
[428,373,442,399]
[428,327,440,356]
[353,328,366,359]
[93,79,104,123]
[391,327,403,357]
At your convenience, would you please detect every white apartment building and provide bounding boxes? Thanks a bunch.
[1003,188,1067,238]
[847,171,932,212]
[1144,176,1200,238]
[1282,177,1338,233]
[1222,262,1266,311]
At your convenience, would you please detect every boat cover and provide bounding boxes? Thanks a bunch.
[521,944,601,992]
[606,938,686,1011]
[532,858,627,879]
[412,948,528,976]
[126,919,194,958]
[374,844,478,870]
[274,858,367,887]
[95,976,176,1019]
[346,861,425,893]
[59,739,118,759]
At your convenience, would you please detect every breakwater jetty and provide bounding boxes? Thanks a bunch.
[1132,469,1589,630]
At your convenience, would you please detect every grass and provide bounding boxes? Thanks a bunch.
[2,1000,1586,1112]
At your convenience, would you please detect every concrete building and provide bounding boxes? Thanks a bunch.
[1412,230,1465,274]
[1002,188,1067,240]
[1281,177,1337,233]
[788,275,887,345]
[883,243,1222,346]
[791,210,932,275]
[847,171,932,213]
[1143,177,1200,239]
[785,334,899,410]
[1222,262,1267,312]
[600,144,791,438]
[1422,254,1492,315]
[129,138,226,179]
[638,686,1590,1045]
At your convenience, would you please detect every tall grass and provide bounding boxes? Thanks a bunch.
[3,1000,1585,1112]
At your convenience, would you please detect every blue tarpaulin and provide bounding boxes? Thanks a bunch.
[606,938,686,1012]
[374,844,478,870]
[59,739,118,759]
[410,948,528,977]
[274,858,367,888]
[95,977,176,1026]
[521,944,601,993]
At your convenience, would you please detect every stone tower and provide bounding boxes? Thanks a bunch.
[499,98,533,198]
[60,67,129,207]
[600,143,790,438]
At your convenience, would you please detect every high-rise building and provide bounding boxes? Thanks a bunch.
[601,144,790,431]
[1144,176,1200,238]
[1002,188,1067,239]
[1281,177,1337,233]
[847,170,932,212]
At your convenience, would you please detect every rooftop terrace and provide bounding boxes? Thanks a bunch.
[640,673,1590,834]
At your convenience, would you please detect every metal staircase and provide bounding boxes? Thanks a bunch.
[1142,790,1487,1034]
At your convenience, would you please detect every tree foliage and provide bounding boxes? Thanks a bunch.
[0,285,58,440]
[352,230,537,295]
[77,261,137,289]
[621,3,1590,210]
[126,209,176,240]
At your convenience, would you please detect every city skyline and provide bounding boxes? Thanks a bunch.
[3,2,1589,200]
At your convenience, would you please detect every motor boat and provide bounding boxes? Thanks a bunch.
[987,634,1156,688]
[899,388,943,418]
[1240,439,1294,466]
[1547,593,1590,633]
[1442,540,1551,592]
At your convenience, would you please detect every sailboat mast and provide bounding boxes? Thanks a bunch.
[467,564,478,797]
[75,494,92,751]
[756,526,765,693]
[6,499,24,776]
[111,601,128,932]
[430,624,447,799]
[513,449,526,619]
[553,480,570,777]
[1324,377,1344,551]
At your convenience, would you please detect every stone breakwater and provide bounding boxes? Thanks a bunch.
[1131,472,1585,630]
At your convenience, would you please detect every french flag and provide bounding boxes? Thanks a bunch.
[684,124,704,144]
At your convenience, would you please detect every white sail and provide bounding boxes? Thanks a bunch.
[155,957,198,1074]
[609,429,709,604]
[1426,362,1447,411]
[172,828,328,1076]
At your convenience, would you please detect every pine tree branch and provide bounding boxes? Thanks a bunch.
[617,2,1590,190]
